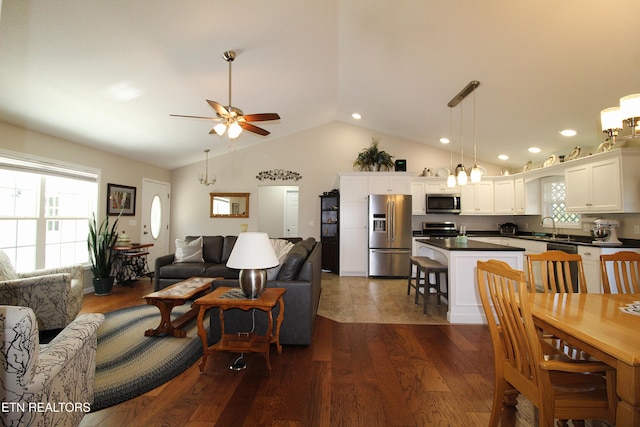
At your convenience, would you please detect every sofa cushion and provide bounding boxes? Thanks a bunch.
[221,236,238,264]
[188,236,224,264]
[175,237,204,263]
[276,243,308,281]
[205,264,240,279]
[159,262,207,279]
[267,239,295,280]
[299,237,316,254]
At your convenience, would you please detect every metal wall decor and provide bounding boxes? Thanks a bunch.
[256,169,302,181]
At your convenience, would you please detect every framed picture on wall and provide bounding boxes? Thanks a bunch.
[107,183,136,216]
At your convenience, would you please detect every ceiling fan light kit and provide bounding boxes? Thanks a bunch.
[171,50,280,143]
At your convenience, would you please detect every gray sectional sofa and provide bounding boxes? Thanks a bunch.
[154,235,321,345]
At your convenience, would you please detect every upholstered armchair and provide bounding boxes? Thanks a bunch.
[0,249,84,331]
[1,305,104,427]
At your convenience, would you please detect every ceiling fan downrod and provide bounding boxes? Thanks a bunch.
[223,50,236,113]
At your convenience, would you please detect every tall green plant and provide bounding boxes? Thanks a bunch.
[87,212,119,279]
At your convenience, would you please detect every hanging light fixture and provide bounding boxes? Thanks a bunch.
[446,81,480,186]
[447,108,457,188]
[469,89,482,183]
[199,149,217,186]
[455,103,467,186]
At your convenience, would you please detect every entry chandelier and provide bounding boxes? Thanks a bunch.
[447,80,481,186]
[600,93,640,145]
[199,149,216,186]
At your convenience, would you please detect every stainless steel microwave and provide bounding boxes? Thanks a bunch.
[425,194,461,214]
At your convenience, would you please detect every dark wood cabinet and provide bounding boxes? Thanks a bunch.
[319,192,339,273]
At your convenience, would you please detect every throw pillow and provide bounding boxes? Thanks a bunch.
[277,244,308,281]
[266,239,295,280]
[174,237,204,263]
[0,249,18,281]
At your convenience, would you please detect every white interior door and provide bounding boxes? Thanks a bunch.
[140,178,170,272]
[284,189,299,237]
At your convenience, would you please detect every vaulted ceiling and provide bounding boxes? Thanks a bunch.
[0,0,638,170]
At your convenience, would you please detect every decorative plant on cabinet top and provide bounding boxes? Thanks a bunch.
[353,137,395,171]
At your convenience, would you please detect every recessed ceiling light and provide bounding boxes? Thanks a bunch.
[498,154,509,160]
[352,113,362,120]
[560,129,577,137]
[528,147,541,153]
[440,138,450,144]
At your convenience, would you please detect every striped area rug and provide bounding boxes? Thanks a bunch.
[92,304,208,411]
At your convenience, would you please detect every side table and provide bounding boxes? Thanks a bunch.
[194,286,286,373]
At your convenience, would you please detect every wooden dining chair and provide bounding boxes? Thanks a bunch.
[600,251,640,294]
[526,250,588,294]
[477,260,617,427]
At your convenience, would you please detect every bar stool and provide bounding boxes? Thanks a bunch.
[407,256,449,314]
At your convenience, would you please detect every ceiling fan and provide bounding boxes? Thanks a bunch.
[170,50,280,138]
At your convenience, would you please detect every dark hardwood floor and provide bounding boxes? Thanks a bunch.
[78,278,539,427]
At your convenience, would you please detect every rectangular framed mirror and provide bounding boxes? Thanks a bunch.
[210,192,250,218]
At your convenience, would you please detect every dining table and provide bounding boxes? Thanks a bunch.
[529,292,640,426]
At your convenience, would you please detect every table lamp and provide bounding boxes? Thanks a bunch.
[226,232,279,298]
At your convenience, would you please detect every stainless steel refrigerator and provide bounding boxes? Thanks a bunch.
[368,194,412,277]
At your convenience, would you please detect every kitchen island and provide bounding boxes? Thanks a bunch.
[415,238,524,324]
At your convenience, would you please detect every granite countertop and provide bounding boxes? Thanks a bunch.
[416,238,525,252]
[413,231,640,249]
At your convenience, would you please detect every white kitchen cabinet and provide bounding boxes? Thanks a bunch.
[564,149,640,213]
[368,174,411,194]
[578,246,602,294]
[339,174,369,276]
[565,157,622,212]
[514,177,541,215]
[411,181,426,215]
[460,180,494,214]
[424,178,459,194]
[493,178,515,214]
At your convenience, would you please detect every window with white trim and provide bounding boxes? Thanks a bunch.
[0,153,98,272]
[541,176,581,229]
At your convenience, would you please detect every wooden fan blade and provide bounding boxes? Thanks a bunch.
[170,114,217,120]
[206,100,229,117]
[241,113,280,122]
[239,121,270,136]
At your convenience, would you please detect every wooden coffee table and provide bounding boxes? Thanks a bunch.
[143,277,217,338]
[194,286,286,372]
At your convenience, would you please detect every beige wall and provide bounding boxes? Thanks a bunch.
[169,120,503,245]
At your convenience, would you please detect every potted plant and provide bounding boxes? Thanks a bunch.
[88,212,120,296]
[353,137,395,171]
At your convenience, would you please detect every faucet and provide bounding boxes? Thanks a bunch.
[541,216,557,239]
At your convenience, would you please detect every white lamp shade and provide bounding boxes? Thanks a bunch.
[213,123,227,136]
[620,94,640,120]
[228,121,243,139]
[600,107,622,131]
[226,232,279,269]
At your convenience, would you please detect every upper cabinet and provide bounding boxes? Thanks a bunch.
[493,178,516,214]
[460,180,494,214]
[368,173,412,194]
[514,177,541,215]
[411,178,459,215]
[564,148,640,213]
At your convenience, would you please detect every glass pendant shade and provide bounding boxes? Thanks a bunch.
[620,94,640,120]
[600,107,622,131]
[228,121,243,139]
[456,165,467,186]
[213,123,227,136]
[470,165,482,183]
[447,173,457,188]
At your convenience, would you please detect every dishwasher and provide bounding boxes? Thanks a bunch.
[546,242,579,292]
